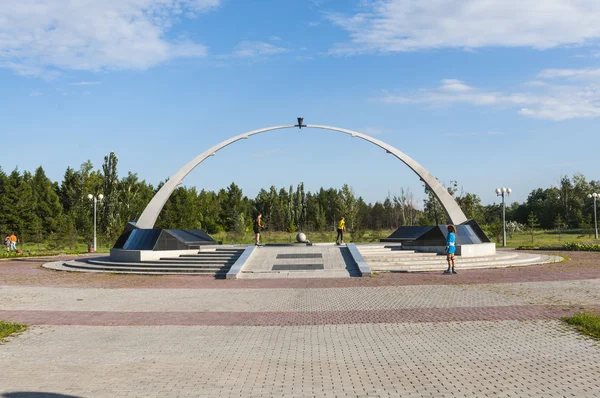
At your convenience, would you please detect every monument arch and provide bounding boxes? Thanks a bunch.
[134,122,469,229]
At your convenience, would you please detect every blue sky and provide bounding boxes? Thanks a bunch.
[1,0,599,208]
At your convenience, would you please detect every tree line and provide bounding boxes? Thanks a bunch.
[0,152,598,249]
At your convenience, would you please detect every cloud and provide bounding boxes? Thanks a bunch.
[29,91,42,97]
[0,0,219,76]
[231,41,287,58]
[374,71,600,121]
[328,0,600,54]
[537,68,600,79]
[69,81,101,86]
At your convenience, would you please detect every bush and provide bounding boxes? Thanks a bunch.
[562,242,600,252]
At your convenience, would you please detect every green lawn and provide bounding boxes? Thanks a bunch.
[0,241,111,259]
[502,230,600,248]
[0,321,27,341]
[2,228,597,258]
[212,229,396,245]
[563,313,600,340]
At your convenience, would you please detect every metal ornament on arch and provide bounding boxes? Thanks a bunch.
[112,118,492,255]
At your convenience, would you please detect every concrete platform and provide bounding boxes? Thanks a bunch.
[238,245,362,279]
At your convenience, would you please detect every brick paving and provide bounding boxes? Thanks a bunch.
[0,251,599,396]
[1,251,600,289]
[1,322,600,397]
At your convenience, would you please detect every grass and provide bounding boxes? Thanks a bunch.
[0,241,111,259]
[0,321,28,342]
[1,228,597,257]
[563,313,600,340]
[211,229,395,245]
[503,230,599,249]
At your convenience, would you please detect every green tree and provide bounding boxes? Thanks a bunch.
[527,212,540,243]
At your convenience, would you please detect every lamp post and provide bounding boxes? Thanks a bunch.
[495,187,512,247]
[87,194,104,252]
[588,192,599,240]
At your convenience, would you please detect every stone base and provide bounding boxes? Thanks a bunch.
[110,247,218,262]
[400,242,496,257]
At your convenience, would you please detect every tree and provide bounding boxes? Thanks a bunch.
[527,212,539,243]
[554,214,566,241]
[101,152,121,241]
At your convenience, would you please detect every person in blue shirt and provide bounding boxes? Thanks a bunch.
[444,225,457,274]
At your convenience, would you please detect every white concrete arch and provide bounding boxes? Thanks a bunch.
[135,125,468,229]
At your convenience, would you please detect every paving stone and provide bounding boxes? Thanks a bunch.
[1,321,600,397]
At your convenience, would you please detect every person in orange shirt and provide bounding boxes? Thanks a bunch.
[9,233,17,252]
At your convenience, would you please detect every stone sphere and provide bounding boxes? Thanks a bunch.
[296,232,307,243]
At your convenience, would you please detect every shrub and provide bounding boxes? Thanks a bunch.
[562,242,600,252]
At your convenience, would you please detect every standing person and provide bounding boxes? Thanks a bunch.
[254,213,263,246]
[444,225,457,274]
[336,216,345,245]
[4,235,10,253]
[9,233,17,253]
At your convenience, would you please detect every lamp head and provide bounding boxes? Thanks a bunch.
[501,187,507,193]
[594,192,599,199]
[87,194,93,200]
[495,188,501,195]
[98,194,104,201]
[296,117,304,129]
[506,188,512,194]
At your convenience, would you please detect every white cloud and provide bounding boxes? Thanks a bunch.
[328,0,600,54]
[29,91,42,97]
[375,71,600,121]
[537,68,600,79]
[231,41,287,58]
[0,0,219,76]
[69,81,101,86]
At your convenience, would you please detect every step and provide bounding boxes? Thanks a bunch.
[364,254,519,263]
[366,254,519,266]
[370,255,556,272]
[64,262,230,274]
[159,258,237,263]
[363,256,449,261]
[179,253,241,258]
[86,258,233,269]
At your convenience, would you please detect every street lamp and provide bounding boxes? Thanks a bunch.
[588,192,599,240]
[495,187,512,247]
[87,194,104,252]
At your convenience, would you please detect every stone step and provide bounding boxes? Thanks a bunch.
[86,258,233,269]
[160,257,237,263]
[63,261,230,275]
[364,256,449,262]
[182,253,240,257]
[364,254,519,263]
[367,256,520,267]
[370,255,560,272]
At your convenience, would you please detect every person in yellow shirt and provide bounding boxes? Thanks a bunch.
[336,216,345,245]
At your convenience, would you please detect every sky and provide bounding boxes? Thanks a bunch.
[1,0,599,209]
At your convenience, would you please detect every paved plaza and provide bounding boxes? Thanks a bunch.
[1,252,600,397]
